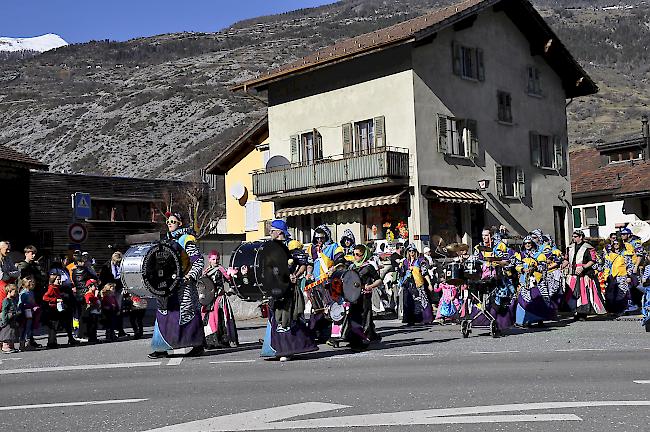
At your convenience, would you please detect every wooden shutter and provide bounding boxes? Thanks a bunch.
[342,123,353,155]
[374,116,385,148]
[530,131,541,167]
[476,48,485,81]
[495,164,504,196]
[573,208,582,228]
[451,42,461,76]
[245,200,261,232]
[597,205,606,226]
[314,129,322,160]
[553,135,564,170]
[516,167,526,198]
[437,114,448,154]
[290,135,299,163]
[466,119,478,158]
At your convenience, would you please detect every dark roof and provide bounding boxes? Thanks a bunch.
[0,145,48,170]
[205,115,269,175]
[233,0,597,98]
[570,147,650,197]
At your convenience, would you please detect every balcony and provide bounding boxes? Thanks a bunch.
[252,147,409,199]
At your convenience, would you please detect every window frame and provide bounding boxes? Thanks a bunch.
[437,114,478,159]
[497,90,513,124]
[527,65,542,96]
[354,119,375,154]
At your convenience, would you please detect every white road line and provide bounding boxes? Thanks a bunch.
[633,380,650,384]
[0,398,148,411]
[384,353,438,357]
[0,362,162,375]
[554,348,607,352]
[472,350,520,354]
[209,360,256,364]
[167,358,183,366]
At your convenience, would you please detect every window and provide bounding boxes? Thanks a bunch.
[495,165,525,198]
[290,130,322,164]
[437,115,478,158]
[527,66,541,96]
[575,205,606,227]
[342,116,385,155]
[497,91,512,123]
[530,132,563,170]
[607,150,643,164]
[452,42,485,81]
[244,200,261,232]
[90,199,156,223]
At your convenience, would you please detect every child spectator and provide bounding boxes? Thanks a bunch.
[0,284,21,353]
[78,279,100,343]
[43,274,63,348]
[18,275,41,350]
[101,283,119,341]
[122,289,146,339]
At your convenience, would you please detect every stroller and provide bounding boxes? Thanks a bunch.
[460,275,515,338]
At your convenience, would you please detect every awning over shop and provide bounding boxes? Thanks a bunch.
[275,191,406,218]
[426,187,486,204]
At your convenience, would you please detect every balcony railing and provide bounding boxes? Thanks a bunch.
[253,146,409,197]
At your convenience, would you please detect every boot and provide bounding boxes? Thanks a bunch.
[29,338,42,348]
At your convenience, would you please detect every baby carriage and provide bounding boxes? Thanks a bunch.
[459,274,515,338]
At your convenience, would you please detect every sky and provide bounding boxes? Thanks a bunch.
[1,0,336,43]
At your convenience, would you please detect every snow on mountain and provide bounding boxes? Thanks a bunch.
[0,33,67,53]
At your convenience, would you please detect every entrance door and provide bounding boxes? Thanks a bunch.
[553,206,566,251]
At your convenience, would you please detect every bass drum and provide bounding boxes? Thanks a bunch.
[121,242,183,298]
[229,240,291,302]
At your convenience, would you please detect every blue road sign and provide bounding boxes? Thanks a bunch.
[73,192,92,219]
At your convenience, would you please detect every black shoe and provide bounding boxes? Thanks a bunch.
[147,351,168,359]
[118,331,128,338]
[46,343,58,349]
[187,346,204,357]
[68,338,79,346]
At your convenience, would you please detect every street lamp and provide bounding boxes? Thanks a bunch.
[477,179,490,191]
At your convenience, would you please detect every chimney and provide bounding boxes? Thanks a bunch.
[643,114,649,160]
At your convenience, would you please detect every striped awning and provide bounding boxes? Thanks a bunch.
[276,191,405,218]
[427,188,486,204]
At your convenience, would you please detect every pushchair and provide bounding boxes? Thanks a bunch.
[460,276,515,338]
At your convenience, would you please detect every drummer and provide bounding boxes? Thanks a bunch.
[472,229,512,279]
[307,225,346,280]
[261,219,317,362]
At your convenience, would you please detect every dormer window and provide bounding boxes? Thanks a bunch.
[607,150,643,164]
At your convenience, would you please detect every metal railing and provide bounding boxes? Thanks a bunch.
[253,146,409,196]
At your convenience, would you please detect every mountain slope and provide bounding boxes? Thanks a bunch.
[0,33,68,52]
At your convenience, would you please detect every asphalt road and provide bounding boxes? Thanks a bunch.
[1,316,649,432]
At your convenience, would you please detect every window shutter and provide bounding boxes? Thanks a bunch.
[530,131,541,167]
[495,164,504,196]
[597,205,606,226]
[244,200,261,232]
[437,114,448,154]
[476,48,485,81]
[290,135,299,163]
[573,208,582,228]
[374,116,385,148]
[467,119,478,158]
[342,123,353,154]
[451,42,461,76]
[314,129,323,160]
[553,135,564,170]
[516,167,526,198]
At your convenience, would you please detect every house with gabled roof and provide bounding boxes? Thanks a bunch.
[570,115,650,238]
[233,0,597,249]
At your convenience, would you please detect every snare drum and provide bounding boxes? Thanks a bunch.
[463,259,481,281]
[445,262,465,285]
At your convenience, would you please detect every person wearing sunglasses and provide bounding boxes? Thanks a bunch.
[148,212,205,359]
[398,244,434,326]
[306,225,346,280]
[561,230,605,320]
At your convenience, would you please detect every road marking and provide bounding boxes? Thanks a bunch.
[0,362,162,375]
[384,353,438,357]
[634,380,650,384]
[472,350,520,354]
[0,357,21,365]
[0,398,147,411]
[209,360,256,364]
[167,358,183,366]
[554,348,607,352]
[144,400,650,431]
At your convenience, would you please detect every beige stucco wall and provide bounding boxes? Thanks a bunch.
[224,140,274,241]
[411,7,573,241]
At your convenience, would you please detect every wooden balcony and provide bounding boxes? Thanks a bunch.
[252,147,409,199]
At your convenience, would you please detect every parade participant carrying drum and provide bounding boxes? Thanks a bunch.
[148,212,205,359]
[200,250,238,349]
[260,220,317,362]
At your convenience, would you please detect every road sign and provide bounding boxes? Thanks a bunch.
[68,223,87,243]
[72,192,92,219]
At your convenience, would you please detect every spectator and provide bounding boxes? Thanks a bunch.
[0,241,20,298]
[18,275,42,351]
[16,245,46,302]
[122,289,146,340]
[100,283,119,342]
[99,251,127,338]
[82,252,98,278]
[78,279,100,343]
[43,274,63,348]
[49,268,78,346]
[49,255,73,290]
[69,250,92,326]
[0,284,21,354]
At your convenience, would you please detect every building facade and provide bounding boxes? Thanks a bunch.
[235,0,596,249]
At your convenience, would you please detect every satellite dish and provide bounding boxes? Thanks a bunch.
[266,155,291,172]
[628,220,650,243]
[230,183,246,200]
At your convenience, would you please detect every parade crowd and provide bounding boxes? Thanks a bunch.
[2,217,649,359]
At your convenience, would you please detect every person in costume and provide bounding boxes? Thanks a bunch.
[562,230,606,320]
[201,250,238,349]
[398,244,433,326]
[307,225,346,280]
[619,227,642,310]
[513,236,557,326]
[148,212,205,359]
[340,229,356,261]
[261,219,317,362]
[602,236,634,315]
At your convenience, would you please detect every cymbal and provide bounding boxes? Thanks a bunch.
[446,243,469,253]
[476,245,492,252]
